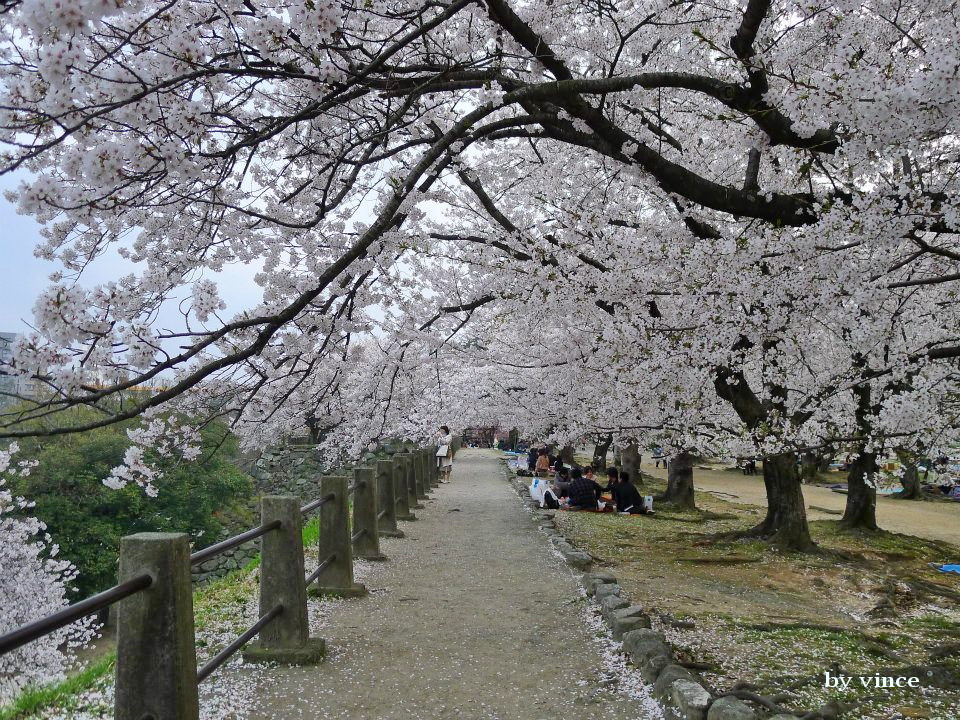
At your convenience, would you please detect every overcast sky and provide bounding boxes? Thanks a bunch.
[0,171,266,336]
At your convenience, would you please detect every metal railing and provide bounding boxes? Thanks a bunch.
[0,573,152,656]
[0,441,453,719]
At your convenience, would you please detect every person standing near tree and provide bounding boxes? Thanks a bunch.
[437,425,454,483]
[653,446,666,469]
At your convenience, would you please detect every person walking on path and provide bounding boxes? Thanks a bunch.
[437,425,454,482]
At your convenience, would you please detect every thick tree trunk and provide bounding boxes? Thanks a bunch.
[896,450,923,500]
[559,444,575,465]
[508,428,519,452]
[840,376,880,530]
[840,452,879,529]
[800,452,816,482]
[713,367,815,551]
[750,453,815,550]
[661,450,695,508]
[621,442,641,484]
[592,433,613,470]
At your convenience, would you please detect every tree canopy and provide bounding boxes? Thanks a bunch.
[0,0,957,550]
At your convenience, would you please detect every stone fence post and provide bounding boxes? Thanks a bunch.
[394,453,416,521]
[414,449,429,501]
[377,459,404,538]
[427,446,439,488]
[404,452,423,510]
[243,496,325,664]
[115,533,199,720]
[353,466,386,561]
[310,474,366,597]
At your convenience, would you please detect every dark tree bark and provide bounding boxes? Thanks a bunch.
[895,449,924,500]
[840,377,880,530]
[508,427,519,452]
[559,444,575,465]
[753,453,815,549]
[713,366,814,551]
[592,432,613,470]
[800,450,831,482]
[621,442,641,484]
[661,450,695,508]
[840,451,879,530]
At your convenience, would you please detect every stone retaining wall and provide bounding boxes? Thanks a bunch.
[506,464,785,720]
[190,540,259,585]
[251,443,327,500]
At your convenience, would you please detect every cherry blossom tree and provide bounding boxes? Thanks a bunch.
[0,0,957,554]
[0,444,94,703]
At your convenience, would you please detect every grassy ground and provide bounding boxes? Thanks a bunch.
[551,469,960,720]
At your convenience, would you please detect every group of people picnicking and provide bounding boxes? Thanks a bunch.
[528,449,653,514]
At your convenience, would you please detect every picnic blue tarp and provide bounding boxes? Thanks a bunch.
[937,564,960,575]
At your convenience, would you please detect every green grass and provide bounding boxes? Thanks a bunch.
[302,516,321,546]
[0,653,115,720]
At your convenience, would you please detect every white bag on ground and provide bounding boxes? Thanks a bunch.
[529,478,546,505]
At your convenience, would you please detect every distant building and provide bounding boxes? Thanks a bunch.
[0,332,40,408]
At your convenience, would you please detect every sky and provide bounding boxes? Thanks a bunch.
[0,172,58,332]
[0,170,266,336]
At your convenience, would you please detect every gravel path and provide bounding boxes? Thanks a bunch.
[237,449,657,720]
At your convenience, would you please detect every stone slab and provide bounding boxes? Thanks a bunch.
[707,697,757,720]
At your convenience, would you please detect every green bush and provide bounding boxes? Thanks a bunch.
[8,412,254,598]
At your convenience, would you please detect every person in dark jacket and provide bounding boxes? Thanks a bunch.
[612,471,645,513]
[604,467,619,493]
[565,467,602,509]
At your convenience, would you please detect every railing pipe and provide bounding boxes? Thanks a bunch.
[196,603,283,683]
[190,520,281,566]
[0,574,152,656]
[300,492,336,515]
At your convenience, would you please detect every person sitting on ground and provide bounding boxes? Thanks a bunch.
[534,450,551,477]
[612,471,646,514]
[552,466,571,498]
[604,467,619,493]
[565,467,603,510]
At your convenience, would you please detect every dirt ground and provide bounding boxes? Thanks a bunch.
[551,459,960,720]
[219,449,659,720]
[640,459,960,546]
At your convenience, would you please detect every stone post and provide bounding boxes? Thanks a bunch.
[414,449,429,501]
[428,445,440,488]
[353,466,386,561]
[309,475,366,597]
[243,497,325,664]
[377,459,404,538]
[426,447,438,488]
[115,533,199,720]
[394,454,416,521]
[399,452,422,511]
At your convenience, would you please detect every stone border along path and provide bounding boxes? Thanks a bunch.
[509,471,788,720]
[216,448,661,719]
